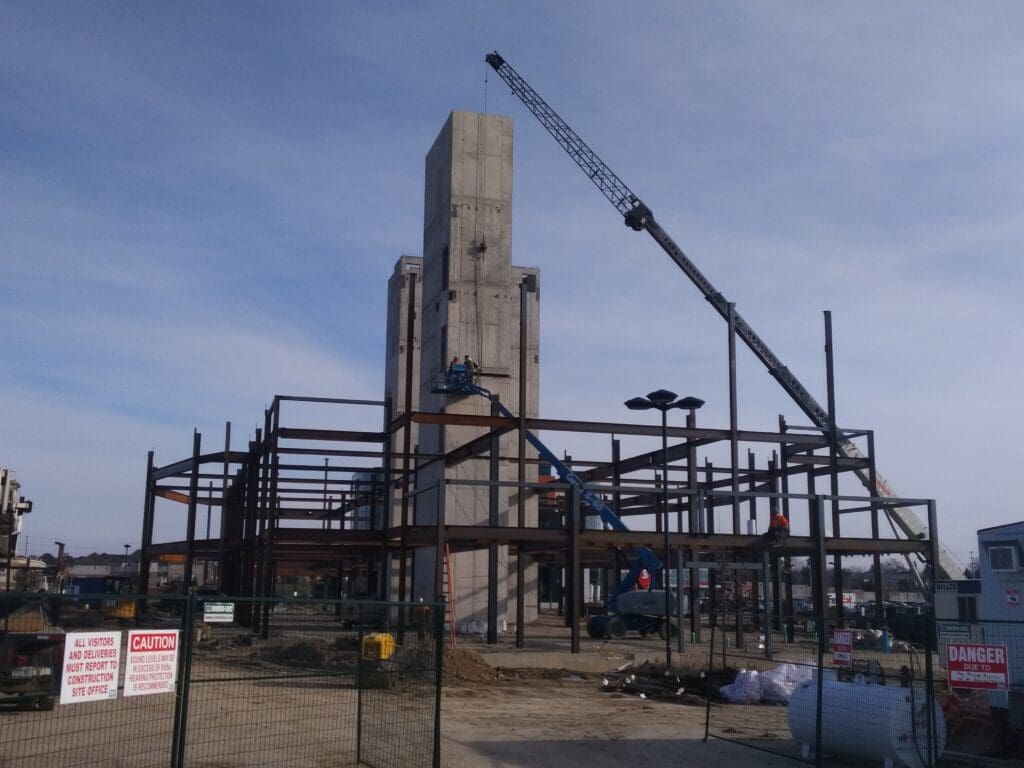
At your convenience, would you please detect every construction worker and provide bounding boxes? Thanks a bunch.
[463,354,479,382]
[447,356,460,377]
[637,567,652,591]
[768,510,789,546]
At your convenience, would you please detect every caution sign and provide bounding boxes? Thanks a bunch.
[60,631,121,704]
[947,642,1009,690]
[125,630,179,697]
[832,629,853,668]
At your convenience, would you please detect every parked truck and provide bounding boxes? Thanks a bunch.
[1,468,65,710]
[0,598,64,710]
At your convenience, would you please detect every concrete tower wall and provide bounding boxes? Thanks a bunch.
[407,110,540,629]
[383,256,422,600]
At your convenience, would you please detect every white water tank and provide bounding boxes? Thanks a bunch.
[787,678,946,768]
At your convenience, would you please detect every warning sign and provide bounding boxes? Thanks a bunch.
[947,642,1009,690]
[832,629,853,668]
[60,631,121,704]
[125,630,179,697]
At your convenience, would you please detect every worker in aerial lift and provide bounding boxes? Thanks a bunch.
[463,354,480,382]
[447,356,460,377]
[637,567,652,591]
[768,510,789,546]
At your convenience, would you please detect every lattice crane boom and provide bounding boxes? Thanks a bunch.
[485,51,963,582]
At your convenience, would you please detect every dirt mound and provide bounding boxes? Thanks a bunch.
[445,648,497,683]
[496,667,592,682]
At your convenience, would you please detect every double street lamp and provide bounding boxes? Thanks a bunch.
[625,389,704,668]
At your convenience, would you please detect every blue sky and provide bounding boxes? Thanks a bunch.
[2,3,1021,568]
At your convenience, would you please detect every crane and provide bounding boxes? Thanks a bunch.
[485,51,962,583]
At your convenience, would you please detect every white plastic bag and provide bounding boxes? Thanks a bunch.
[760,663,813,703]
[720,669,763,704]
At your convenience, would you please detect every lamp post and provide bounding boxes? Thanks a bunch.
[626,390,704,668]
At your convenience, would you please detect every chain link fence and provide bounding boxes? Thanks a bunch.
[0,591,444,767]
[701,566,947,768]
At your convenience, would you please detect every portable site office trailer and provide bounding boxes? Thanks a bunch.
[977,521,1024,722]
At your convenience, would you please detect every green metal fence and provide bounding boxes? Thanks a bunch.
[0,592,444,767]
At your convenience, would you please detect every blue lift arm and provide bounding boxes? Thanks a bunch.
[435,366,662,604]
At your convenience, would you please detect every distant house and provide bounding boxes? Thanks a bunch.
[67,551,138,580]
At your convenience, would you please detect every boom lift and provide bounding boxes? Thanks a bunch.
[484,51,961,583]
[434,365,676,638]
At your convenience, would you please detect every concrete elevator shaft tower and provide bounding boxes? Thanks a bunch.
[397,110,540,628]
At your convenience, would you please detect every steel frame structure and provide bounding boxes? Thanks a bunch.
[139,386,937,649]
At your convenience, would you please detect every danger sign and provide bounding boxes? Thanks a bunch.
[946,642,1009,690]
[832,629,853,668]
[60,631,122,704]
[124,630,179,696]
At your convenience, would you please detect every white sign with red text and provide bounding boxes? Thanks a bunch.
[946,642,1009,690]
[832,629,853,667]
[124,630,179,696]
[60,631,122,704]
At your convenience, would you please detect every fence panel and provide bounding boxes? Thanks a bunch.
[703,595,945,768]
[1,591,188,768]
[180,595,444,768]
[356,600,444,768]
[2,592,444,768]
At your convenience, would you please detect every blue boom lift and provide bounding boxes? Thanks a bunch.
[435,364,677,639]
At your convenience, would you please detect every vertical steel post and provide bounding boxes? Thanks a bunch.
[171,591,196,768]
[704,541,718,743]
[812,494,828,768]
[183,430,201,595]
[660,407,672,668]
[381,398,393,604]
[516,276,529,648]
[487,398,500,645]
[568,483,580,654]
[925,500,940,767]
[687,411,700,642]
[867,430,885,626]
[139,451,155,599]
[727,303,742,650]
[727,303,740,535]
[824,311,844,626]
[611,438,623,594]
[202,481,212,586]
[778,415,795,642]
[218,421,230,589]
[763,547,773,659]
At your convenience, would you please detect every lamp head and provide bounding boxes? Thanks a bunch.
[646,389,678,406]
[624,397,653,411]
[675,396,705,410]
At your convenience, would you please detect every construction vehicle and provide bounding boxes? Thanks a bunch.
[484,51,962,585]
[0,469,64,710]
[434,365,676,639]
[100,575,137,622]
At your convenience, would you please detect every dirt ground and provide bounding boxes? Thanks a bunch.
[0,609,992,767]
[436,612,971,768]
[439,611,794,768]
[441,674,797,768]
